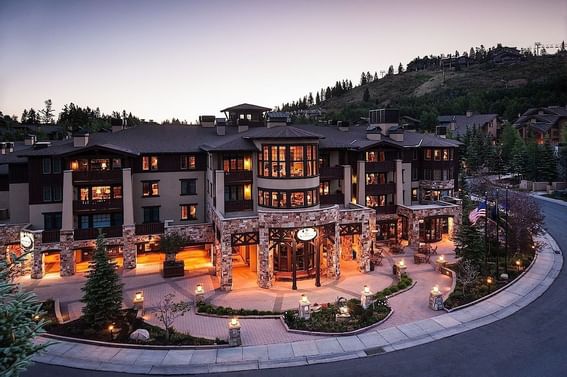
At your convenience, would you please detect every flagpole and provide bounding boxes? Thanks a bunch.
[495,189,499,277]
[505,187,509,274]
[484,191,488,274]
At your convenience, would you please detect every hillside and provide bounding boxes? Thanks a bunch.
[318,55,567,127]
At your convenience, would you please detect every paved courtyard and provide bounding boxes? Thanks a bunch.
[18,239,457,345]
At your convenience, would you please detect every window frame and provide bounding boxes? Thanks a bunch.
[180,179,197,195]
[142,206,160,223]
[142,180,160,197]
[180,204,197,221]
[258,144,318,178]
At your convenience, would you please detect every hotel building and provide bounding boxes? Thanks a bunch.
[0,104,462,290]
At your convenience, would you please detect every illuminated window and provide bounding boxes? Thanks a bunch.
[433,149,441,161]
[142,156,158,171]
[91,186,111,201]
[181,204,197,220]
[424,149,432,160]
[366,151,385,162]
[180,155,196,170]
[142,181,159,197]
[258,144,317,178]
[90,159,110,171]
[320,181,330,196]
[366,195,386,208]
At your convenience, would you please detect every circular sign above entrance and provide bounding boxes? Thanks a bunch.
[296,227,317,242]
[20,231,35,252]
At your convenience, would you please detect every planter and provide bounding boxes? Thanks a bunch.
[162,261,184,278]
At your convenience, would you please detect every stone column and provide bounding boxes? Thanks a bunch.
[395,159,403,206]
[122,168,136,269]
[342,165,352,205]
[257,225,272,288]
[31,249,43,279]
[215,170,225,215]
[356,160,365,205]
[61,170,74,232]
[220,229,232,291]
[59,229,75,277]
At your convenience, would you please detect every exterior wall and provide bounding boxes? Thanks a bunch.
[256,176,319,191]
[397,202,462,247]
[132,171,205,225]
[8,183,29,224]
[28,203,62,229]
[401,163,412,205]
[0,191,9,213]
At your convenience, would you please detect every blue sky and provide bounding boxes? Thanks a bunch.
[1,0,566,122]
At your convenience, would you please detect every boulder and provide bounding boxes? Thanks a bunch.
[129,329,150,342]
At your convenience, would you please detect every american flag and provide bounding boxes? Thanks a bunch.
[468,202,487,225]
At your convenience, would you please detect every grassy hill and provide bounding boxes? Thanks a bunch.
[318,55,567,128]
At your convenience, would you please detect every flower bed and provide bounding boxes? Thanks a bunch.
[42,302,225,346]
[196,302,280,317]
[283,276,412,333]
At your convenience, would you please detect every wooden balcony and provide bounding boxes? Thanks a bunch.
[320,194,344,205]
[225,199,253,212]
[135,222,165,235]
[224,170,253,183]
[365,160,396,173]
[73,198,123,213]
[72,169,122,184]
[74,226,123,240]
[320,166,344,179]
[365,182,397,195]
[42,230,60,243]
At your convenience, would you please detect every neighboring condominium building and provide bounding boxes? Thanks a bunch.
[0,104,462,290]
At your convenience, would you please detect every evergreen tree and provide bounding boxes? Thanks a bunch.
[81,234,123,329]
[539,144,558,182]
[40,99,55,124]
[397,62,403,74]
[387,65,394,76]
[315,92,320,105]
[366,71,372,83]
[308,92,313,106]
[360,72,367,86]
[362,87,370,102]
[500,124,523,170]
[469,47,476,60]
[454,197,485,268]
[510,140,527,177]
[373,71,378,81]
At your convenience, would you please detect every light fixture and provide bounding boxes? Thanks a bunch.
[339,305,349,315]
[195,284,204,295]
[398,259,405,267]
[300,294,309,304]
[363,285,371,294]
[134,291,144,302]
[486,276,493,285]
[101,161,107,170]
[431,285,440,295]
[229,317,240,328]
[108,324,114,332]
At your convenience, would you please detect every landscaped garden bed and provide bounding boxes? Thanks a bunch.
[283,276,413,334]
[196,302,280,317]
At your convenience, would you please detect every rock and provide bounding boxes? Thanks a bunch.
[129,329,150,342]
[500,273,509,280]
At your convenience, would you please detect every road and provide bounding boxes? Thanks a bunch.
[23,199,567,377]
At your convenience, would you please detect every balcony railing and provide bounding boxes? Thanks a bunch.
[225,199,254,212]
[73,198,123,213]
[72,169,122,183]
[365,182,397,195]
[74,226,123,240]
[42,230,60,243]
[320,166,344,179]
[320,193,344,205]
[224,170,253,183]
[135,222,164,235]
[365,160,396,173]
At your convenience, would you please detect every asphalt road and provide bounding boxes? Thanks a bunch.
[23,198,567,377]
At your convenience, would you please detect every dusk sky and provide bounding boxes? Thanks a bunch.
[1,0,566,123]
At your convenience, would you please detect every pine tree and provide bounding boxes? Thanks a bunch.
[40,99,55,124]
[454,197,485,269]
[539,144,558,182]
[387,65,394,76]
[397,62,403,74]
[373,72,378,81]
[360,72,367,86]
[308,92,313,105]
[81,234,123,329]
[362,87,370,102]
[315,92,320,104]
[500,124,523,170]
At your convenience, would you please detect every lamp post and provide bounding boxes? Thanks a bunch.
[108,324,115,341]
[396,258,407,278]
[133,290,144,313]
[298,294,311,320]
[486,276,493,292]
[228,317,242,346]
[361,285,374,309]
[195,283,205,304]
[429,285,444,310]
[435,254,446,272]
[516,259,522,272]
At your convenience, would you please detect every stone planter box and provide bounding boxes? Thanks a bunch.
[162,261,184,278]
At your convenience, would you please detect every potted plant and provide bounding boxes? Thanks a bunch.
[159,232,189,278]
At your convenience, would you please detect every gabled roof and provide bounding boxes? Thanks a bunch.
[437,114,498,137]
[59,143,139,157]
[220,103,271,112]
[243,125,323,140]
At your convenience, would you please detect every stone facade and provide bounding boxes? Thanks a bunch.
[419,180,455,190]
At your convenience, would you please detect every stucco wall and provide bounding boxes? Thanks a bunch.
[29,203,63,229]
[8,183,29,224]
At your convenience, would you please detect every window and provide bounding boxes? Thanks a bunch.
[424,169,433,180]
[225,185,244,201]
[52,185,62,201]
[258,144,317,178]
[43,212,62,230]
[442,149,449,161]
[92,214,111,228]
[42,158,51,174]
[42,185,52,202]
[112,158,122,169]
[366,173,386,185]
[366,151,385,162]
[143,206,160,223]
[424,149,432,160]
[52,159,62,174]
[433,149,441,161]
[366,195,386,208]
[113,186,122,199]
[90,158,110,171]
[412,167,419,181]
[320,181,330,196]
[142,181,159,197]
[142,156,158,171]
[91,186,111,200]
[180,155,196,170]
[411,189,418,202]
[181,179,197,195]
[223,154,251,172]
[433,169,443,180]
[412,150,418,160]
[319,152,330,168]
[258,188,318,208]
[181,204,197,220]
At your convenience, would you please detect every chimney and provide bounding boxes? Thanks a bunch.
[199,115,215,128]
[338,121,350,132]
[8,142,14,153]
[0,143,6,155]
[73,131,89,147]
[366,126,382,141]
[215,118,226,136]
[466,110,473,117]
[111,118,126,133]
[389,129,404,142]
[24,134,36,146]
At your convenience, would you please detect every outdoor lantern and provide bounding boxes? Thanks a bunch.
[431,285,440,295]
[229,317,240,328]
[361,285,374,309]
[33,314,40,321]
[195,284,204,294]
[228,317,242,346]
[516,259,522,271]
[398,259,405,267]
[339,305,349,316]
[298,294,311,320]
[429,285,444,311]
[108,324,114,332]
[486,276,493,285]
[437,255,445,263]
[134,291,144,302]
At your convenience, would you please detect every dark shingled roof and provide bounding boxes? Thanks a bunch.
[220,103,271,112]
[437,114,498,137]
[17,122,461,157]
